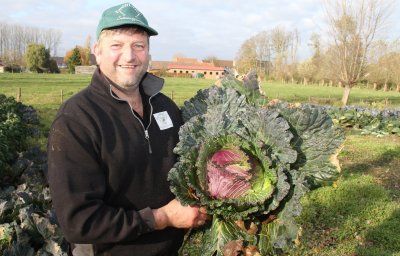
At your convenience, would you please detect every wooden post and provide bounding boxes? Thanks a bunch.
[61,89,64,104]
[16,88,21,102]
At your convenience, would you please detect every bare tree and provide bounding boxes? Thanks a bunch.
[254,31,272,77]
[324,0,394,105]
[268,26,300,81]
[287,29,300,82]
[235,27,298,80]
[82,35,92,65]
[270,26,290,80]
[297,59,318,85]
[235,37,258,74]
[308,33,325,82]
[368,39,400,91]
[202,56,219,63]
[42,29,62,57]
[0,22,62,67]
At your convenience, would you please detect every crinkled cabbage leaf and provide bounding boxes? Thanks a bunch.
[168,75,344,255]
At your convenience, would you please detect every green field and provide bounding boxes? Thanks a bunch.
[262,82,400,108]
[1,73,399,109]
[1,73,399,255]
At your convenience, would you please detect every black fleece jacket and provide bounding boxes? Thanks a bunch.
[47,68,184,255]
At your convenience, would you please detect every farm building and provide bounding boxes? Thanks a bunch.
[51,57,67,69]
[70,55,233,79]
[148,59,170,75]
[151,57,233,79]
[75,65,97,74]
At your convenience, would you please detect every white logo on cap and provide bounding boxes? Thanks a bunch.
[115,3,145,25]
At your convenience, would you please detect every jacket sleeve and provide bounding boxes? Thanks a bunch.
[47,113,155,244]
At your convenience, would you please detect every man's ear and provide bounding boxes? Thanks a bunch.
[93,43,101,65]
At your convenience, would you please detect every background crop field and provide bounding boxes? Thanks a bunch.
[1,73,399,255]
[1,73,399,108]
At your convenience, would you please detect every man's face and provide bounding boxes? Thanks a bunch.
[94,28,150,90]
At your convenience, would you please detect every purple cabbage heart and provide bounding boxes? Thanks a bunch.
[207,148,252,199]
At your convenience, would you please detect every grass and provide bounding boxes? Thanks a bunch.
[340,134,400,196]
[1,73,399,255]
[261,82,400,108]
[298,175,400,256]
[297,133,400,256]
[0,73,212,108]
[0,73,89,106]
[1,73,399,109]
[0,73,212,149]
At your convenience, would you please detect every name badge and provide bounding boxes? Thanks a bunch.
[153,111,174,130]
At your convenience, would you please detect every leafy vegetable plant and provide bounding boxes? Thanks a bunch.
[168,75,345,255]
[324,105,400,137]
[0,95,66,255]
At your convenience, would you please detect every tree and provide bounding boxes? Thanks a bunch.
[324,0,394,105]
[82,36,92,65]
[64,45,91,67]
[0,22,61,68]
[25,44,50,72]
[48,59,60,74]
[392,53,400,92]
[368,40,400,91]
[297,58,318,85]
[253,31,273,78]
[308,33,330,83]
[202,56,219,63]
[66,47,82,73]
[287,29,300,82]
[270,26,291,80]
[235,37,258,75]
[235,27,299,80]
[309,33,322,59]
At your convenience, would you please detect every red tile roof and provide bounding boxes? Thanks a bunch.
[173,57,198,64]
[150,60,170,70]
[168,63,224,71]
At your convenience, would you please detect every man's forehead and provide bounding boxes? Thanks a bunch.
[100,27,149,41]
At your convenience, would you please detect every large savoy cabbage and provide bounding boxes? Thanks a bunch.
[168,74,345,255]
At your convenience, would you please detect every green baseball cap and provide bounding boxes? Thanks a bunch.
[96,2,158,39]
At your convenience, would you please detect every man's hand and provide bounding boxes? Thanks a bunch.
[152,199,209,230]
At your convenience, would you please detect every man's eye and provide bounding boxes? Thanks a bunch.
[111,44,121,48]
[133,44,145,51]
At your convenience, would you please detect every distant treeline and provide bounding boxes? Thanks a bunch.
[0,22,61,66]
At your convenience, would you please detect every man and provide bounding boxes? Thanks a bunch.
[47,3,208,255]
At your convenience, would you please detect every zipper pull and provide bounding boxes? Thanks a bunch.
[144,130,152,154]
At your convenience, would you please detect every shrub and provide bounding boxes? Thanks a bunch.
[0,96,66,254]
[0,95,27,178]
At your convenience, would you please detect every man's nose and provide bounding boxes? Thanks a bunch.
[123,46,137,62]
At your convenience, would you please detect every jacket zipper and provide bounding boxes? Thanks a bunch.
[109,85,158,154]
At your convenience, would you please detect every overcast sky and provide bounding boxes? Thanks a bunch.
[1,0,399,61]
